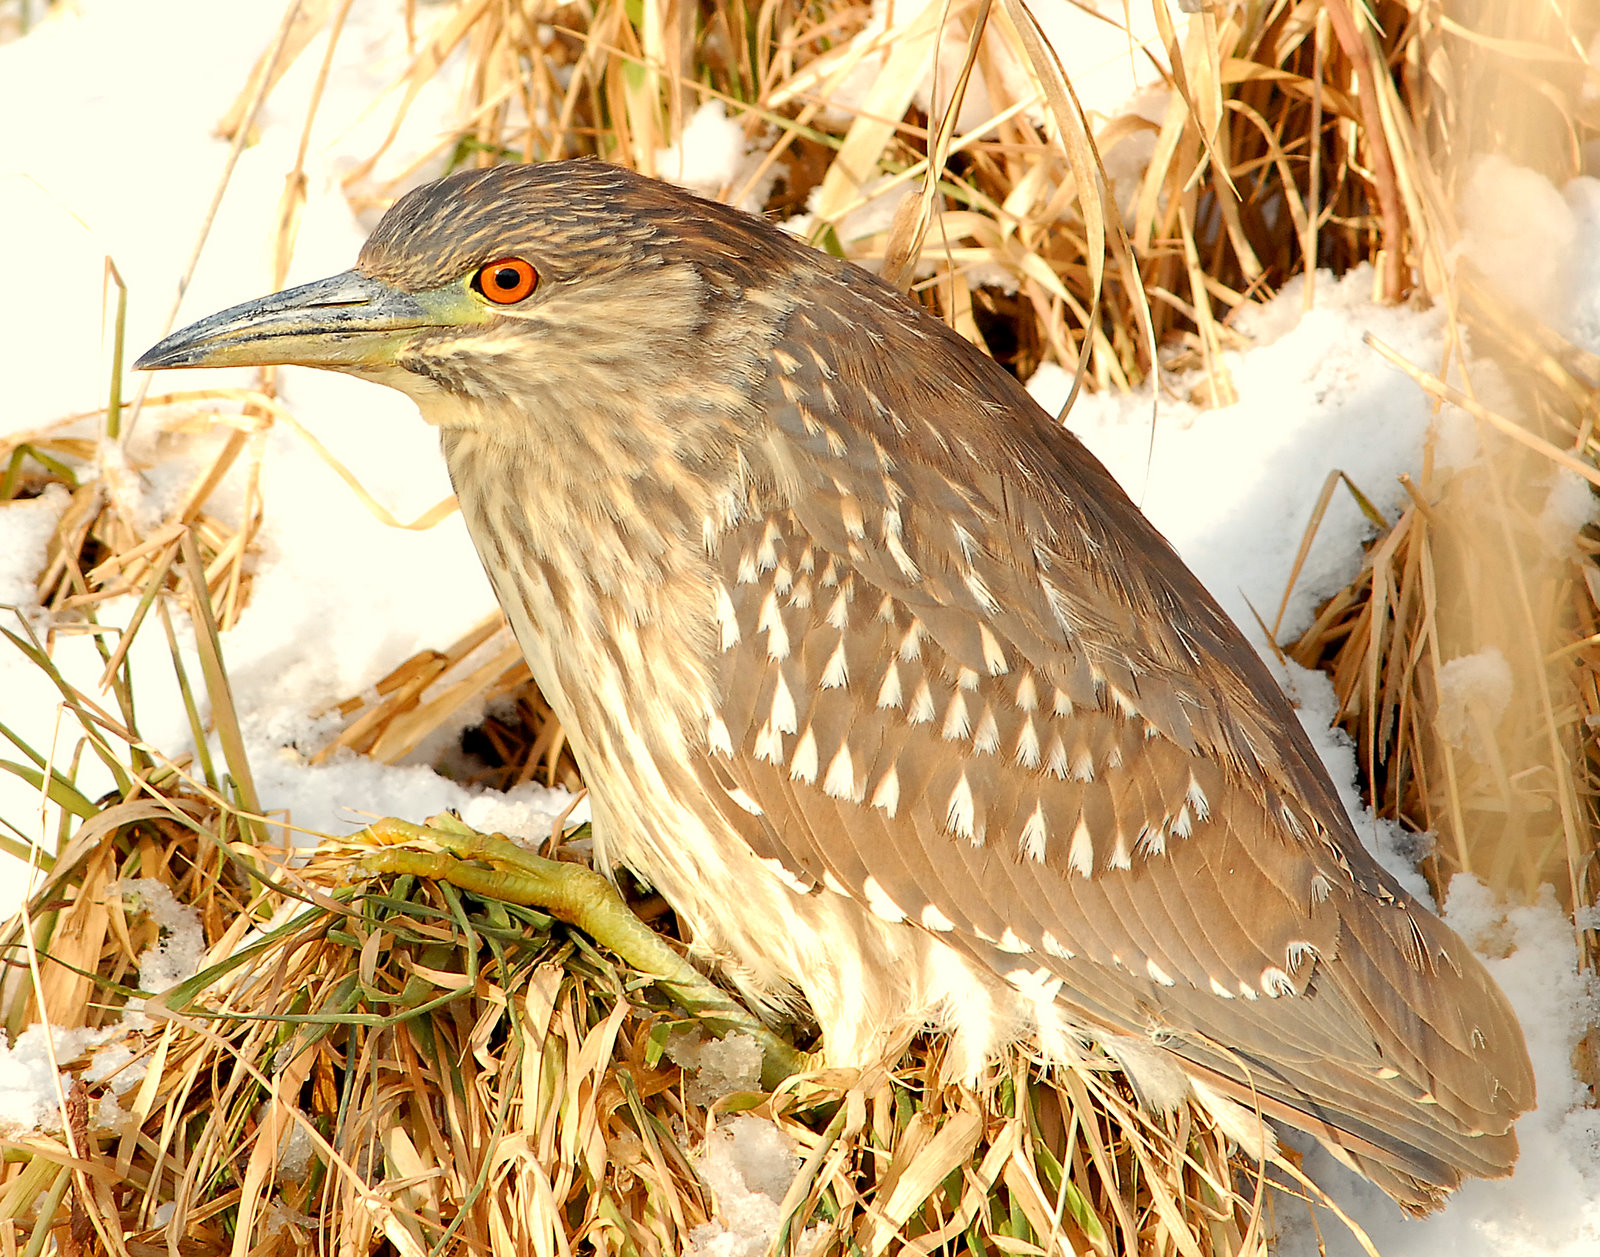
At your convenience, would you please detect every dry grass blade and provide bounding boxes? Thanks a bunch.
[178,529,263,844]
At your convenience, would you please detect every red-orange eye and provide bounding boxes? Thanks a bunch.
[473,257,538,304]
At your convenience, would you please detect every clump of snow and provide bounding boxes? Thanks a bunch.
[783,174,913,258]
[0,878,214,1138]
[1025,360,1075,419]
[1560,177,1600,353]
[0,484,70,615]
[1459,155,1578,320]
[1100,88,1171,225]
[84,1039,146,1095]
[93,1089,129,1133]
[656,100,775,212]
[1459,157,1600,365]
[0,1025,96,1136]
[246,748,580,853]
[258,1203,318,1243]
[276,1122,318,1181]
[687,1116,802,1257]
[115,878,206,995]
[667,1029,764,1106]
[1537,470,1597,555]
[1434,649,1516,764]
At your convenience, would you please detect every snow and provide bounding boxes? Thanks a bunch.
[655,100,777,213]
[687,1116,803,1257]
[667,1028,766,1106]
[112,878,205,996]
[1539,469,1596,556]
[1461,153,1600,368]
[1434,650,1515,763]
[0,2,1595,1254]
[0,1024,97,1136]
[1459,156,1580,324]
[0,485,70,614]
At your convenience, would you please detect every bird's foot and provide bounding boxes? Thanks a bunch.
[340,814,801,1088]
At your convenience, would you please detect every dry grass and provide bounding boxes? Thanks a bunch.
[4,1,1600,1255]
[4,397,262,640]
[0,792,1282,1257]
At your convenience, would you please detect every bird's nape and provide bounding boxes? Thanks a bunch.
[136,157,1535,1216]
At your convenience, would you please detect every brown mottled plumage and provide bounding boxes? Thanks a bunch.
[136,159,1534,1212]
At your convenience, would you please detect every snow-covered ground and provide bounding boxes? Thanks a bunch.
[0,2,1595,1254]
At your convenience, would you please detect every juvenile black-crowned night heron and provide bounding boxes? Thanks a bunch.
[137,159,1533,1212]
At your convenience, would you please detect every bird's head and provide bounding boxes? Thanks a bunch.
[136,161,796,431]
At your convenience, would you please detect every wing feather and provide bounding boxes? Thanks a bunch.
[687,263,1531,1205]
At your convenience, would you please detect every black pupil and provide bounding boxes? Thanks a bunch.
[492,266,521,291]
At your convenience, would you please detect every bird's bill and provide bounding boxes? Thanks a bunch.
[133,270,479,372]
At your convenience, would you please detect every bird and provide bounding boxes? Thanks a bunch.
[136,158,1534,1213]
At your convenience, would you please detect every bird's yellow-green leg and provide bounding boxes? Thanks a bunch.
[350,815,801,1088]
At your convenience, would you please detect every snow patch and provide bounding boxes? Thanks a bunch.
[667,1029,764,1106]
[656,100,776,212]
[0,1026,96,1136]
[1435,649,1516,764]
[687,1116,803,1257]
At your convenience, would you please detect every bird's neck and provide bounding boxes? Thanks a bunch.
[436,396,753,767]
[418,266,794,864]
